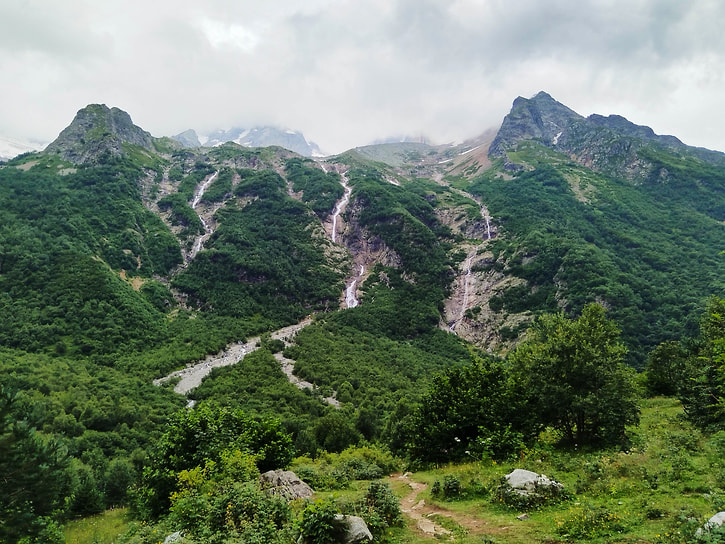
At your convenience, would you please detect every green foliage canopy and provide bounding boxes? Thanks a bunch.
[135,404,294,518]
[409,356,536,463]
[509,303,640,445]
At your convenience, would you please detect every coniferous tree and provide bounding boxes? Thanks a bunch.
[0,388,70,543]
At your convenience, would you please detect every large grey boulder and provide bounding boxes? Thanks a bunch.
[504,468,564,496]
[336,515,373,544]
[259,470,314,500]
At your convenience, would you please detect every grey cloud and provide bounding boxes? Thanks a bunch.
[0,1,112,57]
[1,0,725,154]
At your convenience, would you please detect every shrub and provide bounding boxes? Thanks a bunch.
[555,505,629,539]
[359,480,403,534]
[292,446,400,491]
[296,500,346,544]
[432,475,462,500]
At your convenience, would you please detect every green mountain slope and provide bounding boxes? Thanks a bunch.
[456,93,725,365]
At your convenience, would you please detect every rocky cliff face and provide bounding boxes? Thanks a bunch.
[488,91,583,159]
[489,91,725,180]
[171,128,201,148]
[44,104,154,164]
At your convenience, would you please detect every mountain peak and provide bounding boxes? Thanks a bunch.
[489,91,582,159]
[44,104,154,164]
[488,91,725,179]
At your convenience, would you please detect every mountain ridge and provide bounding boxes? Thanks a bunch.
[489,91,725,179]
[5,93,723,363]
[2,92,725,538]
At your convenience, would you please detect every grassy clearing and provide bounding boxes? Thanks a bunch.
[65,398,725,543]
[63,508,129,544]
[391,397,725,543]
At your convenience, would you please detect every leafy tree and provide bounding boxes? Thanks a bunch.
[166,450,291,543]
[133,404,294,519]
[509,303,639,445]
[67,459,105,517]
[409,357,535,463]
[314,410,362,453]
[644,340,690,396]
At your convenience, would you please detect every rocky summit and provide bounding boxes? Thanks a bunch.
[44,104,154,164]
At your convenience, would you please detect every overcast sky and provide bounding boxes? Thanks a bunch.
[2,0,724,154]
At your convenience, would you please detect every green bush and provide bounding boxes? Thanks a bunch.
[296,499,346,544]
[291,446,400,491]
[352,480,403,539]
[432,475,462,500]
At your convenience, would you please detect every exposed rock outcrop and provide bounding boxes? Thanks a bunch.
[489,91,582,160]
[171,129,202,148]
[489,91,725,180]
[44,104,154,164]
[259,470,314,501]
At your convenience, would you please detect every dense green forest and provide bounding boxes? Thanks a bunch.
[2,101,725,543]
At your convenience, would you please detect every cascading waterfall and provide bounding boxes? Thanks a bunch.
[331,177,351,243]
[481,204,493,240]
[345,265,364,308]
[325,167,362,308]
[188,171,218,260]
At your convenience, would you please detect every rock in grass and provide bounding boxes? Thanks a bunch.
[505,469,564,496]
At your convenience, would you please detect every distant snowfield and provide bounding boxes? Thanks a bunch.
[0,136,46,161]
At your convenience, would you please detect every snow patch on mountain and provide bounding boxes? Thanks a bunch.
[172,126,324,157]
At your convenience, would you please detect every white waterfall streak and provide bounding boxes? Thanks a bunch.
[188,171,218,260]
[345,265,364,308]
[481,205,493,240]
[331,176,351,243]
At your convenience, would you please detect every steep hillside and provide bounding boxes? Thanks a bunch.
[0,106,480,494]
[44,104,158,165]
